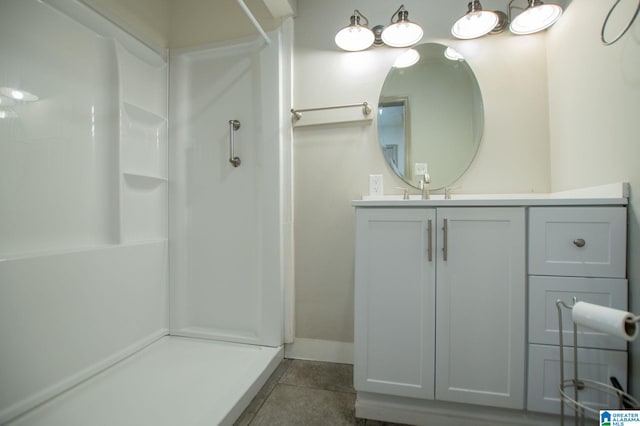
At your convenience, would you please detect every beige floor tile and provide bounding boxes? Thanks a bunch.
[249,384,357,426]
[279,359,355,393]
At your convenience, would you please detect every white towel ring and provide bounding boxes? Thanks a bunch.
[601,0,640,45]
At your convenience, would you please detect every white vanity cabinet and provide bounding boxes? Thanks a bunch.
[354,207,526,409]
[353,185,629,425]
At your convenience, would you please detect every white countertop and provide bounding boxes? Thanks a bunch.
[353,182,629,207]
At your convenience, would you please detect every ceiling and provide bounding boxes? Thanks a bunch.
[82,0,295,51]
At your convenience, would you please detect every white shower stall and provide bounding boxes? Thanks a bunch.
[0,0,293,424]
[169,33,291,348]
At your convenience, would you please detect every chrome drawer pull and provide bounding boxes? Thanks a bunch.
[573,238,586,248]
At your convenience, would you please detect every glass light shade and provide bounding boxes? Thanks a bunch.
[444,47,465,61]
[381,21,424,48]
[335,25,375,51]
[393,49,420,68]
[509,3,562,35]
[451,10,499,39]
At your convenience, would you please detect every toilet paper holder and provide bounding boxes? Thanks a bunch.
[556,298,640,425]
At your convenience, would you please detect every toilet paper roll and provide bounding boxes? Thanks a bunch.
[572,301,638,342]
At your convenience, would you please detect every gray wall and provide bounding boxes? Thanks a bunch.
[293,0,552,344]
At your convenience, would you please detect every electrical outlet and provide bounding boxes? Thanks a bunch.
[369,174,383,196]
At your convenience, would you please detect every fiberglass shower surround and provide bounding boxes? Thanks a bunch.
[0,0,293,424]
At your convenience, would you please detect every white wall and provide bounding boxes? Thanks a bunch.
[293,0,552,344]
[547,0,640,392]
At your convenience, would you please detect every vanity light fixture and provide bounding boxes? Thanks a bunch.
[381,5,424,48]
[509,0,563,35]
[451,1,506,40]
[451,0,563,39]
[334,9,375,51]
[335,5,424,51]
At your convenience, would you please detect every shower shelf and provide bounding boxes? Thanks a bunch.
[121,102,168,181]
[123,172,168,183]
[122,102,167,125]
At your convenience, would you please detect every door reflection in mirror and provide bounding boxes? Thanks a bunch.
[379,97,410,177]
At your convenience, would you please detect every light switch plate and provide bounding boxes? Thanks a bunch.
[415,163,428,176]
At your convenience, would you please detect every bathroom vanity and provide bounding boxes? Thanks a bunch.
[352,183,629,425]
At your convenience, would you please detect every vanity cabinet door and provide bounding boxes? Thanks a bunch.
[354,208,436,399]
[435,207,526,409]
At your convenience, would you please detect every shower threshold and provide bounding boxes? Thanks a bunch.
[9,336,283,426]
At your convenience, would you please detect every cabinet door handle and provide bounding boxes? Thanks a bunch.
[573,238,586,248]
[427,219,433,262]
[443,218,448,261]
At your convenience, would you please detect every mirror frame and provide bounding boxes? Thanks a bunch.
[377,42,484,190]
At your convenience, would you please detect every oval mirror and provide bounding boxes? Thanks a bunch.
[377,42,484,190]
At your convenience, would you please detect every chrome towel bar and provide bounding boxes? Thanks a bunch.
[291,102,372,121]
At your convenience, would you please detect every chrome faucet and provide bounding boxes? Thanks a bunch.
[395,187,410,200]
[419,173,431,199]
[444,186,460,200]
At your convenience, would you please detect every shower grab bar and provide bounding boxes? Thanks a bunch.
[229,120,241,167]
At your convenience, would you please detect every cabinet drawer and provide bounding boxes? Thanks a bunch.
[529,207,626,278]
[527,344,627,415]
[529,276,628,350]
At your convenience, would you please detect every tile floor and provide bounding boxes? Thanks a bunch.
[234,359,406,426]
